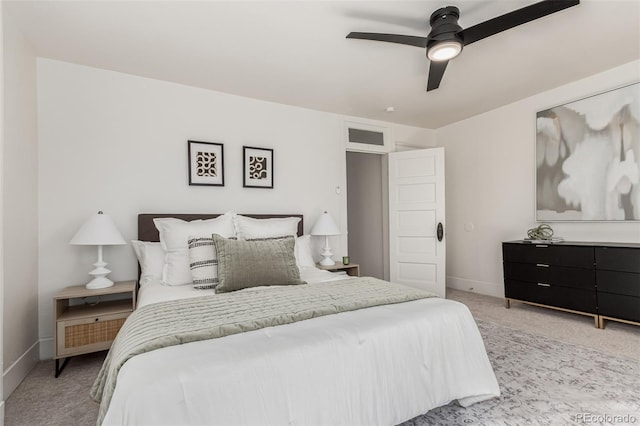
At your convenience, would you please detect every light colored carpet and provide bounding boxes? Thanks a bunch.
[404,319,640,425]
[449,288,640,362]
[5,351,102,426]
[5,289,640,425]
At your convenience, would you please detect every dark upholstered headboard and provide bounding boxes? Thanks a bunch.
[138,213,304,241]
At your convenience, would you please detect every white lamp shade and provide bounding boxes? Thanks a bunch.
[70,211,126,245]
[311,211,340,236]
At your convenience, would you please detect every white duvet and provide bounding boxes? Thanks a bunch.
[103,270,500,425]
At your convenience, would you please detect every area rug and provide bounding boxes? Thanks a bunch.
[6,319,639,426]
[403,320,640,425]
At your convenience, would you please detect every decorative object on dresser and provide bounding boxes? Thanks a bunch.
[536,82,640,221]
[317,261,360,277]
[310,210,341,266]
[188,140,224,186]
[53,280,136,377]
[524,223,564,244]
[243,146,273,188]
[502,241,640,329]
[70,211,127,289]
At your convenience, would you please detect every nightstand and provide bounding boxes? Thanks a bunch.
[317,262,360,277]
[53,280,136,377]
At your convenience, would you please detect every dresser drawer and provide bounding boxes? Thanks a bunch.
[598,293,640,323]
[595,247,640,273]
[596,270,640,297]
[56,311,129,357]
[505,279,597,314]
[504,262,594,290]
[503,244,594,268]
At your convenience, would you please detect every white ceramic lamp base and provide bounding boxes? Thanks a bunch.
[86,275,114,289]
[318,236,336,266]
[85,246,115,289]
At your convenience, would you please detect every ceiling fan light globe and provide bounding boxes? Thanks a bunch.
[427,41,462,61]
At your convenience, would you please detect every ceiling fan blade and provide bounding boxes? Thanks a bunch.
[459,0,579,46]
[427,60,449,92]
[346,32,427,48]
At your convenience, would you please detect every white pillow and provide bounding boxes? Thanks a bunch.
[131,240,166,285]
[234,215,301,240]
[154,213,236,286]
[295,235,316,267]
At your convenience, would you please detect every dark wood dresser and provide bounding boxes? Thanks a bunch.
[502,241,640,328]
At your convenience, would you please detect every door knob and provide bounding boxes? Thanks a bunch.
[437,222,444,242]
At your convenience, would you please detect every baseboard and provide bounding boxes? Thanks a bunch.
[39,337,53,360]
[447,276,504,298]
[3,340,39,398]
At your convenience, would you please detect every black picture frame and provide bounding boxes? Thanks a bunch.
[243,146,274,189]
[188,140,224,186]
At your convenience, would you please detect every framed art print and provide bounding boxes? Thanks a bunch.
[243,146,273,188]
[535,82,639,221]
[188,140,224,186]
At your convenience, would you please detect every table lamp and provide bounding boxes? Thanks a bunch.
[70,211,126,289]
[311,210,340,266]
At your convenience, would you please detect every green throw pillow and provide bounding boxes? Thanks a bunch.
[213,234,305,293]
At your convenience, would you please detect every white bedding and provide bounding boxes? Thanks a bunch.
[137,265,350,308]
[104,269,499,425]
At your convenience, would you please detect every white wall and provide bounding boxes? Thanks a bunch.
[438,60,640,298]
[0,1,5,420]
[36,59,433,358]
[393,125,436,150]
[2,13,39,398]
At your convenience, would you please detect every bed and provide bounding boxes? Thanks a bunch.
[92,213,500,425]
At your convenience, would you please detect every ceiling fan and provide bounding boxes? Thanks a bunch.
[346,0,580,92]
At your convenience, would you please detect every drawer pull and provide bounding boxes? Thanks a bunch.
[536,263,549,268]
[95,318,99,322]
[537,283,551,287]
[535,244,549,248]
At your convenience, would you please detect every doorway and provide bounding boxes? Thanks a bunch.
[346,151,389,280]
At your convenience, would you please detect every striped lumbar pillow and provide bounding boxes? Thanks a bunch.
[187,237,218,290]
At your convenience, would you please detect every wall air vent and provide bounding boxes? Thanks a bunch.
[348,128,384,146]
[345,121,392,153]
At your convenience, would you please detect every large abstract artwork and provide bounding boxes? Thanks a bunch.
[536,83,640,221]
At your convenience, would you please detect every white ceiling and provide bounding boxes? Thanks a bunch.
[5,0,640,129]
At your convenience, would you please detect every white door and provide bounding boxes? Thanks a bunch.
[388,147,446,297]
